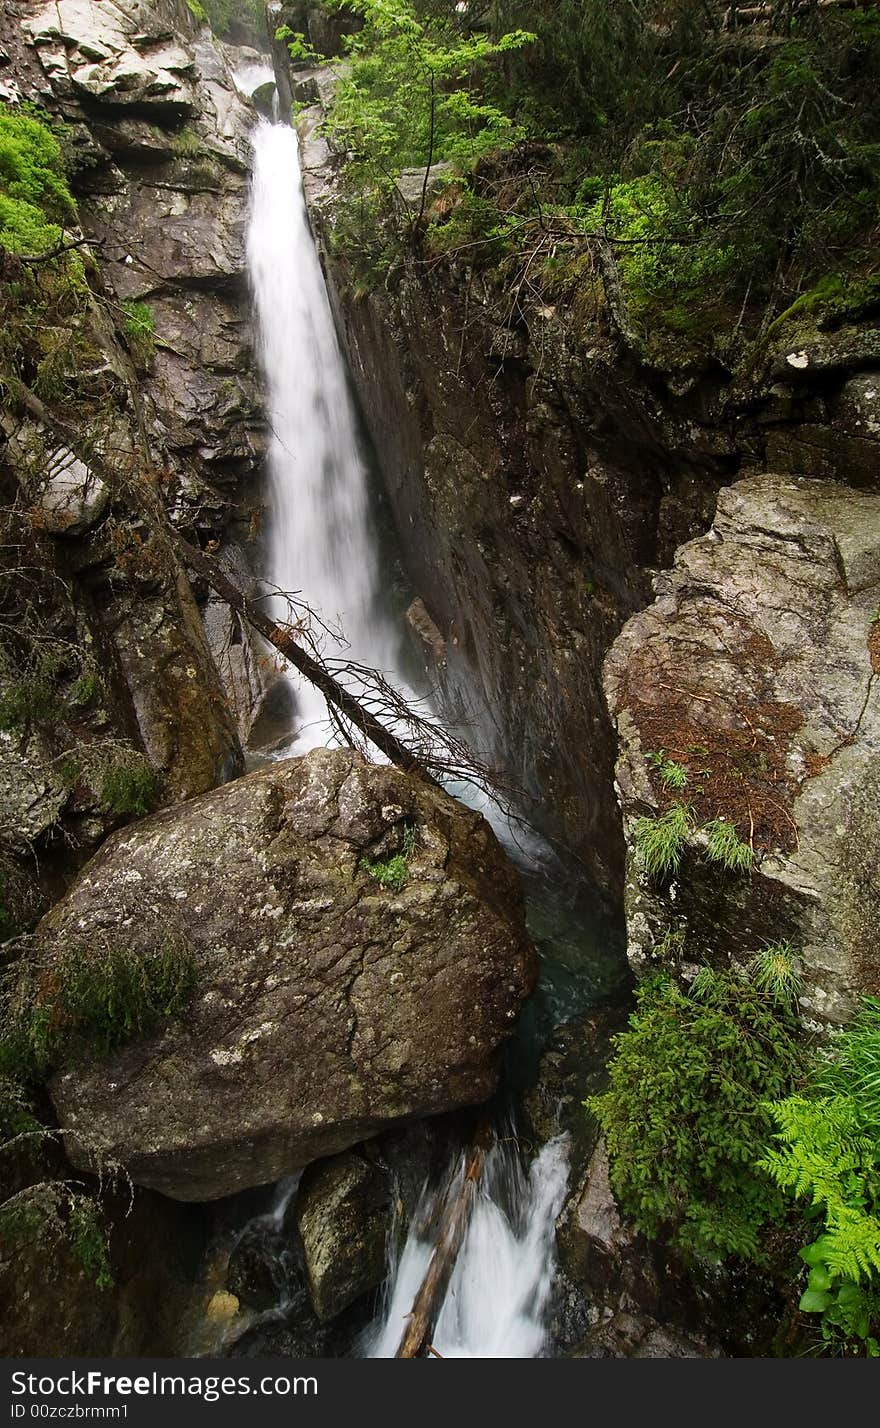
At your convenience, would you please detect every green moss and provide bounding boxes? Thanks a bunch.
[0,108,76,256]
[768,272,880,336]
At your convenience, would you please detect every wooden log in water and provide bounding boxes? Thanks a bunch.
[395,1125,492,1359]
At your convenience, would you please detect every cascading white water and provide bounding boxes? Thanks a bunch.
[246,119,405,750]
[366,1136,570,1359]
[245,115,569,1358]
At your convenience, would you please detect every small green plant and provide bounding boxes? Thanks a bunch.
[362,853,409,890]
[751,942,803,1011]
[0,934,198,1076]
[68,671,101,708]
[589,966,805,1263]
[632,802,691,880]
[121,300,155,365]
[0,1180,113,1290]
[647,750,688,790]
[0,1074,41,1141]
[276,25,323,64]
[99,754,159,817]
[703,818,753,873]
[0,672,59,734]
[361,821,418,892]
[172,127,202,158]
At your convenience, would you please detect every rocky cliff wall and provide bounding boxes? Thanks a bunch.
[294,78,880,906]
[0,1,278,920]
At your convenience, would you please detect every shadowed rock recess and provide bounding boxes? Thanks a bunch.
[46,750,536,1200]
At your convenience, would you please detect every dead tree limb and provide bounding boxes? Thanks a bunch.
[171,535,436,780]
[395,1123,492,1359]
[17,237,103,265]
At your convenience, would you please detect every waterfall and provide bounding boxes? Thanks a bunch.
[246,119,405,751]
[244,115,569,1358]
[366,1136,570,1359]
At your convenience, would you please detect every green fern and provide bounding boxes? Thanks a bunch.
[588,969,803,1263]
[761,1000,880,1353]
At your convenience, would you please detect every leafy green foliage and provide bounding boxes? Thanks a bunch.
[632,802,691,880]
[362,852,409,890]
[0,670,58,734]
[761,999,880,1353]
[0,1084,121,1293]
[445,0,880,352]
[0,934,198,1077]
[588,967,805,1263]
[276,24,323,64]
[321,0,533,274]
[194,0,265,38]
[0,110,91,403]
[0,1074,41,1142]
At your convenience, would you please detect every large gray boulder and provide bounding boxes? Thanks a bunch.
[47,749,536,1200]
[604,472,880,1026]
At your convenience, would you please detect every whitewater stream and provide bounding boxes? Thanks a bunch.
[238,109,617,1358]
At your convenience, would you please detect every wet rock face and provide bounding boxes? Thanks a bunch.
[47,749,537,1200]
[604,472,880,1025]
[18,0,266,496]
[319,263,683,898]
[298,143,740,896]
[0,0,264,899]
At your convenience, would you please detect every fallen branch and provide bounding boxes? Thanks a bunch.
[172,534,434,780]
[17,237,104,266]
[395,1123,492,1359]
